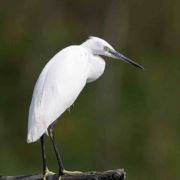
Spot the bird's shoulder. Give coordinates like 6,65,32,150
53,45,89,62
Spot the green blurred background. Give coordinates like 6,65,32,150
0,0,180,179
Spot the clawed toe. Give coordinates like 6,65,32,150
62,169,82,175
43,168,55,180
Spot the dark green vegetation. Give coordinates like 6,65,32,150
0,1,179,180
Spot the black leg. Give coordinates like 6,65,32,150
40,134,47,174
48,128,64,175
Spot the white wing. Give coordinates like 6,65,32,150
27,46,89,143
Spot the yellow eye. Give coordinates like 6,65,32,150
104,46,110,52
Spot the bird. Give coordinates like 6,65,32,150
27,36,144,179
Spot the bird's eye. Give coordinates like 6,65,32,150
104,46,110,52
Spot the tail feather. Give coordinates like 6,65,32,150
27,125,47,143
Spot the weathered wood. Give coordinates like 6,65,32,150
0,169,125,180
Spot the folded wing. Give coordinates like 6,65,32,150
27,46,89,143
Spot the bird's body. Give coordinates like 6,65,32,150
27,36,143,178
27,44,105,143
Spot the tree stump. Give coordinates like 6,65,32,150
0,169,125,180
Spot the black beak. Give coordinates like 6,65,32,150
110,50,144,69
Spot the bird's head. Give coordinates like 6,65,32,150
82,36,144,69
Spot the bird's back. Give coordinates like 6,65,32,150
27,46,89,143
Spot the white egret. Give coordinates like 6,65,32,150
27,36,143,179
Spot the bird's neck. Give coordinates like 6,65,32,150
86,55,106,83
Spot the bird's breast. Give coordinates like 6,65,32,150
87,55,106,83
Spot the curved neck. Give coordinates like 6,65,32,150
87,55,106,83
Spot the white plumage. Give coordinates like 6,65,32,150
27,36,143,143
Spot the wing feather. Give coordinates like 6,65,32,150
27,46,89,143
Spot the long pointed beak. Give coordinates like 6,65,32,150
110,50,144,69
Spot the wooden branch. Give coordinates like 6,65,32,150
0,169,125,180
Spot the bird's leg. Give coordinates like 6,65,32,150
41,135,47,173
48,127,64,175
40,135,54,180
48,127,82,180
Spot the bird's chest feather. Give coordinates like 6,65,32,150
87,55,106,83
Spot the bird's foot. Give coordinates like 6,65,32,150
58,169,82,180
43,168,55,180
62,169,83,174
